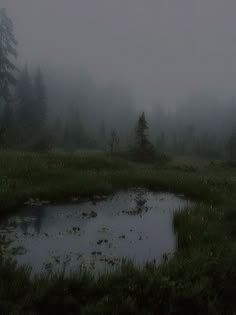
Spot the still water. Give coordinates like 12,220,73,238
0,189,190,273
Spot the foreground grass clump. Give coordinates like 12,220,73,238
174,204,228,250
1,152,236,314
1,238,236,314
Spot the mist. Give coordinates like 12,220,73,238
3,0,236,107
1,1,236,158
3,2,236,309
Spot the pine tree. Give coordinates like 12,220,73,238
2,101,13,128
108,130,119,155
33,68,47,130
16,67,34,140
99,121,107,150
63,104,88,151
0,8,17,102
157,131,166,152
0,101,14,147
0,9,17,146
134,112,155,161
229,126,236,160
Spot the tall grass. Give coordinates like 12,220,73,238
1,152,236,313
1,151,235,214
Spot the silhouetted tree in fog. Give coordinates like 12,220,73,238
0,101,14,146
16,67,34,141
15,67,48,147
2,99,13,128
63,104,89,151
0,8,17,102
133,112,155,161
33,68,47,130
156,131,166,153
0,8,17,145
229,126,236,160
108,130,119,155
99,121,107,150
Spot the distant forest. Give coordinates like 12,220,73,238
1,8,236,160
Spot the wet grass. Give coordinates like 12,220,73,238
2,244,236,315
0,151,133,213
1,151,236,314
0,151,235,213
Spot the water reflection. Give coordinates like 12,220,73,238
33,207,45,234
12,206,46,235
135,189,148,213
0,190,190,273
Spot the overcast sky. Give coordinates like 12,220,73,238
2,0,236,107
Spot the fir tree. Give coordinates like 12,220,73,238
229,126,236,160
0,8,18,102
134,112,155,161
33,68,47,130
0,9,17,146
16,67,34,140
108,130,119,155
99,121,107,150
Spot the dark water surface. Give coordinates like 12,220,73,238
0,190,190,273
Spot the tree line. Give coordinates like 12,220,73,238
0,9,47,149
1,8,236,161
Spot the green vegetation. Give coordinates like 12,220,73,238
0,151,234,213
1,152,236,314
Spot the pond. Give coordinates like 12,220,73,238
0,189,190,273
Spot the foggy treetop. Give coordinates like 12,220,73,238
2,0,236,107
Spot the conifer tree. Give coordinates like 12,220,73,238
16,67,34,140
0,9,17,146
134,112,155,161
108,130,119,155
33,68,47,130
0,8,17,102
229,126,236,160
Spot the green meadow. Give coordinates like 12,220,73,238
1,152,236,314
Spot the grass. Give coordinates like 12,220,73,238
0,151,235,213
0,151,133,212
1,151,236,314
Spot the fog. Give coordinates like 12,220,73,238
3,0,236,107
1,0,236,158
